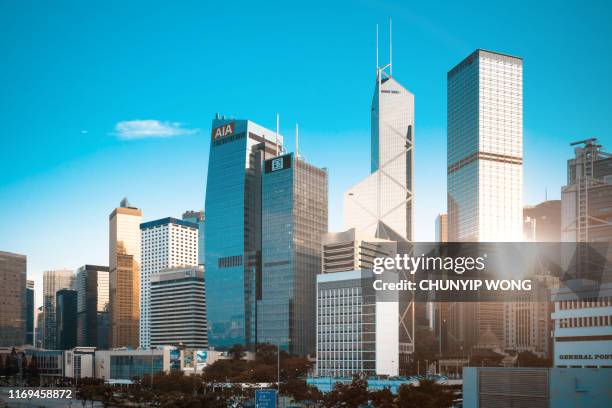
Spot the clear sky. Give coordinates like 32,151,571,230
1,0,611,307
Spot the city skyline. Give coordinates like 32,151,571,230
1,1,611,310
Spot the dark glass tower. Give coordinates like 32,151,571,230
257,153,328,356
56,289,77,350
205,116,282,349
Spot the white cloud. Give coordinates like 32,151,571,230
114,120,198,139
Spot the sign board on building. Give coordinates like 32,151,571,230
255,389,277,408
211,122,235,141
265,154,292,173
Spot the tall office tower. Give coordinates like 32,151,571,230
205,115,283,349
43,269,74,349
140,217,198,348
257,153,328,356
0,251,26,347
435,213,448,243
26,280,34,345
523,200,561,242
150,266,207,349
35,307,44,348
561,139,612,243
182,211,205,266
56,289,77,350
446,49,523,352
109,198,142,349
76,265,110,348
316,270,399,377
344,41,414,242
447,49,523,242
321,228,396,274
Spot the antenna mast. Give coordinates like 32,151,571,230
275,113,280,156
389,18,392,76
295,123,299,160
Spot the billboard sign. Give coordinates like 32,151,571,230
255,389,277,408
265,154,292,173
212,122,235,141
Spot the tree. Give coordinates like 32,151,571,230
516,351,551,367
370,387,395,407
228,344,246,360
397,379,453,408
26,355,39,385
324,377,370,408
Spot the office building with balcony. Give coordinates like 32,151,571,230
257,153,328,356
182,210,205,266
205,115,283,349
140,217,198,348
150,266,207,349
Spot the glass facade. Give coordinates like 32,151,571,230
56,289,77,350
42,269,75,349
109,203,142,349
76,265,109,348
345,71,414,242
258,154,328,355
110,355,163,380
447,49,523,242
205,118,282,349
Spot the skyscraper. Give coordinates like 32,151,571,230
523,200,561,242
56,289,77,350
150,266,207,349
109,198,142,349
447,49,523,242
446,49,523,353
257,153,328,355
75,265,109,348
26,280,34,345
344,38,414,242
0,251,26,347
182,210,205,266
205,116,283,349
43,269,74,349
435,214,448,243
140,217,199,348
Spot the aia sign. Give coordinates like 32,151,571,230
211,122,235,140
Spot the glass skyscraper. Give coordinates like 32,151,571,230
446,49,523,353
109,198,142,349
43,269,75,349
257,153,328,355
56,289,77,350
447,49,523,242
75,265,109,349
344,60,414,242
205,115,282,349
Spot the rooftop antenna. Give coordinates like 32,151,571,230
376,24,379,71
275,113,280,156
295,123,299,160
545,186,548,201
389,18,392,76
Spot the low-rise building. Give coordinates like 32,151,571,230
94,348,171,381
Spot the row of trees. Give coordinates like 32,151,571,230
0,348,40,385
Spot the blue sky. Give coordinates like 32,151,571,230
1,0,611,306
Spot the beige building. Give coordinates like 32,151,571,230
0,251,27,347
109,198,142,349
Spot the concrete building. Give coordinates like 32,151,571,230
26,280,34,345
316,270,399,377
140,217,198,348
523,200,561,242
0,251,26,347
551,282,612,368
56,289,77,350
109,198,142,349
463,367,612,407
95,348,171,381
64,347,96,379
42,269,74,349
182,210,205,266
75,264,109,349
150,266,207,349
204,115,283,349
35,307,44,348
257,152,328,356
435,213,448,243
321,228,395,274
